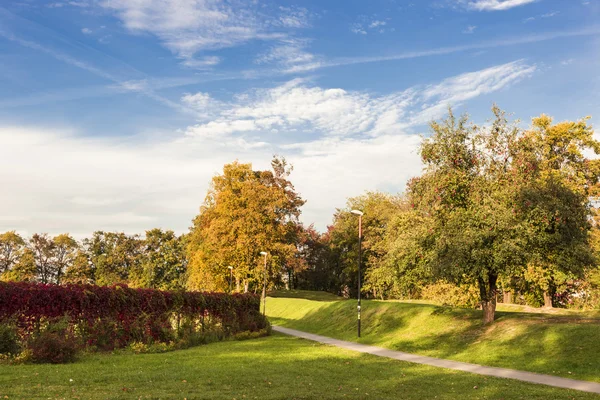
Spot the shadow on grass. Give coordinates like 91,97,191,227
268,299,600,383
268,289,344,301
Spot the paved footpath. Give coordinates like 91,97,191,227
273,325,600,394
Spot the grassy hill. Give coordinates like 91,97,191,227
266,292,600,383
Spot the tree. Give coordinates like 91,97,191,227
409,108,527,323
409,107,597,323
131,229,188,290
52,234,79,285
187,157,305,293
0,231,26,277
84,231,143,286
328,192,404,298
29,233,56,284
511,115,600,307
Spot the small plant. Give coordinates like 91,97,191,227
0,323,21,356
27,331,78,364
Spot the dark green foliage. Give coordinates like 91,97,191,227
0,323,20,356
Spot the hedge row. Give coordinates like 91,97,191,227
0,282,267,349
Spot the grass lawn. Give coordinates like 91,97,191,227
1,334,599,399
266,293,600,383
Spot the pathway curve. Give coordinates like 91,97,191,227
273,325,600,394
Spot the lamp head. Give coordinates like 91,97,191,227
350,209,364,216
260,251,268,256
227,266,233,270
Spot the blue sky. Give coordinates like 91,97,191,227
1,0,599,237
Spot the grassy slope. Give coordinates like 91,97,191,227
266,295,600,383
1,334,598,399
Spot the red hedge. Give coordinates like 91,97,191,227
0,282,267,348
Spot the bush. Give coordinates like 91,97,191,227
0,323,20,356
0,281,268,359
28,331,78,364
421,281,480,308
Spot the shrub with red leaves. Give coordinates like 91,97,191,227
0,282,267,352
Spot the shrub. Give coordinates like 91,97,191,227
0,323,20,356
421,281,480,308
0,282,268,361
28,331,78,364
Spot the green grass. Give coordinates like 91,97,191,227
266,294,600,383
1,334,598,399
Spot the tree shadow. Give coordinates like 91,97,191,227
269,299,600,383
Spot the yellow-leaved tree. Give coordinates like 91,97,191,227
187,157,305,293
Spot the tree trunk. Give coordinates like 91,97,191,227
235,276,240,292
543,291,553,308
243,280,249,293
478,274,498,324
503,291,513,304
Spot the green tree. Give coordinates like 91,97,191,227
328,192,403,298
409,107,597,322
187,157,305,293
131,229,188,290
511,115,599,307
84,231,143,286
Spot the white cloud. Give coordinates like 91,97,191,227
351,17,390,34
100,0,285,64
369,20,386,28
0,61,537,236
81,27,92,34
464,0,537,11
255,38,322,73
185,60,536,139
276,6,312,28
463,25,477,34
350,24,367,35
181,56,222,69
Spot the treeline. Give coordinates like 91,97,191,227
294,108,600,322
0,229,187,290
2,109,600,324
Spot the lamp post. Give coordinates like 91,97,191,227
351,209,363,338
227,266,233,293
260,251,268,316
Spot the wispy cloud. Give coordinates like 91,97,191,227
462,0,538,11
320,26,600,71
463,25,477,34
184,60,535,139
0,62,535,235
523,10,559,22
351,16,391,35
255,38,322,74
81,27,92,34
99,0,303,67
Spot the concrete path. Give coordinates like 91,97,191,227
273,325,600,394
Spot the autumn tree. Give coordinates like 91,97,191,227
187,157,305,293
52,234,79,285
0,231,36,282
0,231,26,277
510,115,600,307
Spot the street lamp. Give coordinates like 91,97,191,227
351,209,363,338
260,251,268,316
227,266,233,293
